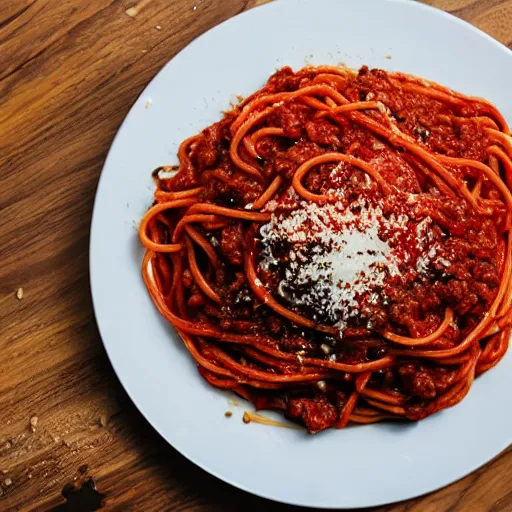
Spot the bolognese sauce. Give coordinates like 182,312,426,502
139,65,512,432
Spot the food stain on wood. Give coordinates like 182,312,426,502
49,478,105,512
48,465,105,512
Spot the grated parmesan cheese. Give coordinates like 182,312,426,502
259,195,437,334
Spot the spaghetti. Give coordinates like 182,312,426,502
139,65,512,433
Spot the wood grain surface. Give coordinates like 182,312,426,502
1,0,511,510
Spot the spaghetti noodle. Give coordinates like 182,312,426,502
139,65,512,433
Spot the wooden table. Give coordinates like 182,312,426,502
1,0,511,510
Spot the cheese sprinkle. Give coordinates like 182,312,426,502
259,195,436,333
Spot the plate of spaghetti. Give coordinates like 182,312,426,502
90,0,512,508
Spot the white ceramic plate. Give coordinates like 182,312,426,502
90,0,512,508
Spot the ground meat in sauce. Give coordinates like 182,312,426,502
345,67,491,161
399,364,456,401
200,170,262,206
220,222,244,265
191,125,223,168
269,103,312,138
287,396,338,433
272,140,324,179
305,119,341,147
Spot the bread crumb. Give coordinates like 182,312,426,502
385,54,392,59
16,288,23,300
28,474,32,479
155,25,161,30
4,478,12,487
30,416,38,432
125,0,153,18
224,411,232,418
